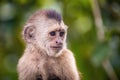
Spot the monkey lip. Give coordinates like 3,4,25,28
50,46,62,49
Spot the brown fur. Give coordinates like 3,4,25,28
17,9,80,80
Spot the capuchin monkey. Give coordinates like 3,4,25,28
17,9,80,80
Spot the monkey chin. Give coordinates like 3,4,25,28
47,47,63,57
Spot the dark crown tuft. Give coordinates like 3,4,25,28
46,10,62,23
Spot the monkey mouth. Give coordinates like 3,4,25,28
50,46,62,50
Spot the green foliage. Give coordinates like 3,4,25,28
0,0,120,80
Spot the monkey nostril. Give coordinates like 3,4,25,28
56,41,58,43
56,41,63,45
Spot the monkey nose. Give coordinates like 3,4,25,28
56,41,63,45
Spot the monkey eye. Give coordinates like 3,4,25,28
60,32,65,37
50,31,56,36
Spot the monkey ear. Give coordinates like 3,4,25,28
23,24,36,43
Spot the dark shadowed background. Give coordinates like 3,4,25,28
0,0,120,80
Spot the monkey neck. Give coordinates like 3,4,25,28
25,44,48,57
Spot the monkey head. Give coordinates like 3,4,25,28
23,10,68,57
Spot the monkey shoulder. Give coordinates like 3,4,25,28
17,52,41,71
17,52,44,80
57,49,80,80
60,49,75,60
57,49,76,67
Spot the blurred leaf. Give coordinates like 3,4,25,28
91,42,110,67
3,54,18,73
74,15,92,34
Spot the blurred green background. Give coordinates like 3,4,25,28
0,0,120,80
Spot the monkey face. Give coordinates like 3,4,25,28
49,30,64,50
24,15,68,57
30,20,68,56
46,28,66,56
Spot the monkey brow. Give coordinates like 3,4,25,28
46,10,62,23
